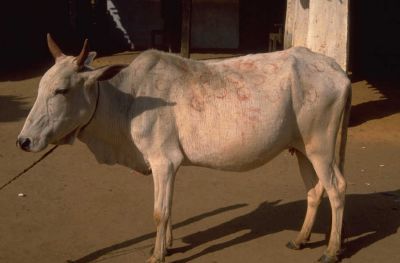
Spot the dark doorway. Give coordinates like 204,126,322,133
349,0,400,76
239,0,286,52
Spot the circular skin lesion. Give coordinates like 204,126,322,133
214,87,227,99
199,71,213,84
251,74,266,86
224,71,244,86
305,88,318,104
263,63,279,74
190,95,205,112
239,61,256,71
236,87,250,101
190,86,206,112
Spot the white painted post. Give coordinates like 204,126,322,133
284,0,309,49
285,0,349,70
307,0,349,70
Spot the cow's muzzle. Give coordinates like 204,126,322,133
17,137,32,151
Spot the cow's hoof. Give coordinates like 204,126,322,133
317,254,338,263
146,255,164,263
286,240,303,250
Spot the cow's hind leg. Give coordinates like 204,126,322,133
287,150,324,250
308,152,346,263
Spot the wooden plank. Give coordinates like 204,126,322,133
180,0,192,58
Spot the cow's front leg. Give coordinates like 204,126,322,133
147,157,180,263
166,217,173,249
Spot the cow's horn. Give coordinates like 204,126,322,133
76,39,89,67
47,33,64,59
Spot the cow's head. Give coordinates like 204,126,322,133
17,34,125,152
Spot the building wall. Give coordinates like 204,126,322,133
110,0,164,49
5,0,398,76
191,0,239,49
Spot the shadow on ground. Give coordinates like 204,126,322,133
0,62,49,81
69,190,400,263
0,95,30,123
350,76,400,127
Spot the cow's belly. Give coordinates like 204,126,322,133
176,87,294,171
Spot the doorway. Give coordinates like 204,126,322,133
239,0,286,52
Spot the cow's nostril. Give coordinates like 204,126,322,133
18,137,31,151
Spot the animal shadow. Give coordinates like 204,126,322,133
69,190,400,262
171,190,400,262
0,95,30,122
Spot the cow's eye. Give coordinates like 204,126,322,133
54,89,69,95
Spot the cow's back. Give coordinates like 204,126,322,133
129,48,350,171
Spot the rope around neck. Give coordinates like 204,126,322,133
80,81,100,132
0,82,101,192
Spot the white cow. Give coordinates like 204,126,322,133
18,35,351,263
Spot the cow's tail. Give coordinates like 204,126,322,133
338,84,352,174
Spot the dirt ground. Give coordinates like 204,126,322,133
0,52,399,263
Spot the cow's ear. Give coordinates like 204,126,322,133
97,64,127,81
87,64,127,82
85,51,97,66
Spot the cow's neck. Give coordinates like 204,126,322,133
77,79,150,174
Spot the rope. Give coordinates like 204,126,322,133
0,145,58,191
1,81,100,192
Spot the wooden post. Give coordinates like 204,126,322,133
180,0,192,58
284,0,349,70
307,0,349,70
284,0,309,49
